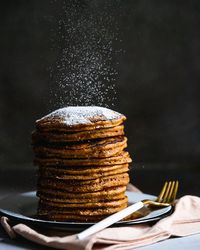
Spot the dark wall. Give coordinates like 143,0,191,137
0,0,200,168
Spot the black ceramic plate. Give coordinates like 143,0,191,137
0,191,172,232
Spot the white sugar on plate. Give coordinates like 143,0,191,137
38,106,123,126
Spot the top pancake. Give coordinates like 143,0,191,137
36,106,126,132
32,125,124,143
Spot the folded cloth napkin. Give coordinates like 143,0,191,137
1,184,200,250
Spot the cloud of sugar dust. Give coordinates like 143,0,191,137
49,0,123,109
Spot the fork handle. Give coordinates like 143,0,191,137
77,201,144,240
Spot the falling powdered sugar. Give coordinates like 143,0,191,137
48,0,123,109
38,106,124,126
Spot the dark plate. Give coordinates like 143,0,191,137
0,191,172,232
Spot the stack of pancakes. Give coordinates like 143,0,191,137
32,106,132,222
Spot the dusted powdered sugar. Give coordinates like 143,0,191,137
38,106,123,126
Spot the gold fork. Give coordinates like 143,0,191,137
77,180,179,240
143,180,179,206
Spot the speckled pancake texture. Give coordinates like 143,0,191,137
32,106,132,222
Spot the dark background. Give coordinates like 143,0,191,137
0,0,200,178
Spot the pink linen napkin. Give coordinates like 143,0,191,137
1,184,200,250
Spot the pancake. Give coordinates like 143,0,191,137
38,164,129,180
37,214,110,222
36,106,126,132
42,207,148,222
38,196,128,209
38,173,130,193
34,151,132,167
37,203,127,222
33,136,127,159
38,163,129,175
37,191,126,203
32,125,124,143
37,186,126,200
